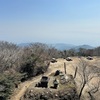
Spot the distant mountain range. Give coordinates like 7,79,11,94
18,43,94,51
18,43,31,47
49,44,94,51
74,45,94,50
49,43,76,50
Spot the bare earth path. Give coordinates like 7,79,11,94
10,59,65,100
10,75,41,100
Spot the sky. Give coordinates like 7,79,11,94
0,0,100,46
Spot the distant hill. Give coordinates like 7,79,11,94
49,44,94,51
18,43,94,50
18,43,31,47
73,45,94,50
50,43,76,50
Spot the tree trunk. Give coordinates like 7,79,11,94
88,92,95,100
79,81,86,99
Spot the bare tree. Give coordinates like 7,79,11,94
87,79,100,100
76,58,100,99
0,41,21,72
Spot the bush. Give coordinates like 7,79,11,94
0,73,23,100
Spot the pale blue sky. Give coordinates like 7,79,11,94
0,0,100,46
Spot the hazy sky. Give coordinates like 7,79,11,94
0,0,100,46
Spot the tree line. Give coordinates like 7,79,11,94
60,47,100,58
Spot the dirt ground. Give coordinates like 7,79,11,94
10,57,100,100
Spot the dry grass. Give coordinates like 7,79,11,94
10,57,100,100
